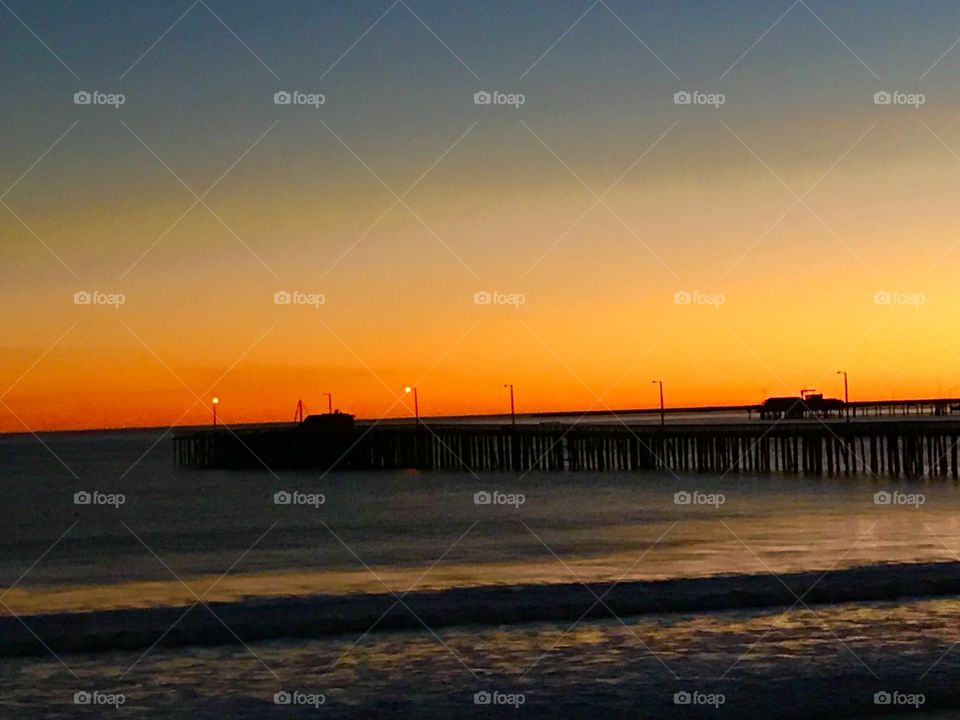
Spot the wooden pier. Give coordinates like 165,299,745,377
175,417,960,478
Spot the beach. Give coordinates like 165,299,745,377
2,429,959,717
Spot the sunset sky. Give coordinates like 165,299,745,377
4,0,960,431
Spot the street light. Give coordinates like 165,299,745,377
405,386,419,425
651,380,664,427
322,392,333,414
504,384,515,425
212,396,220,430
837,371,849,421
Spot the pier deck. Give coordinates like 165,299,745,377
174,416,960,478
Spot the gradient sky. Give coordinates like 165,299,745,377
4,0,960,431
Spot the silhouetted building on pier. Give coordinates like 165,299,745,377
760,395,845,420
301,411,354,433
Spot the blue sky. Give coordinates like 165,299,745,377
6,1,960,428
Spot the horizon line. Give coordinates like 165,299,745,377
5,394,960,438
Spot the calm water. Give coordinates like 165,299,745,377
2,429,960,717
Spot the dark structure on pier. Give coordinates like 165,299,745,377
175,409,960,479
759,394,845,420
176,412,355,470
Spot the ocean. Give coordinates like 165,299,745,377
1,429,959,717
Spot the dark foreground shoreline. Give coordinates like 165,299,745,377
5,560,960,658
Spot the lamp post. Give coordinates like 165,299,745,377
837,371,849,421
405,386,419,425
212,397,219,430
651,380,664,427
322,392,333,414
504,384,515,425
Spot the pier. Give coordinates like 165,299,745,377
175,410,960,478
